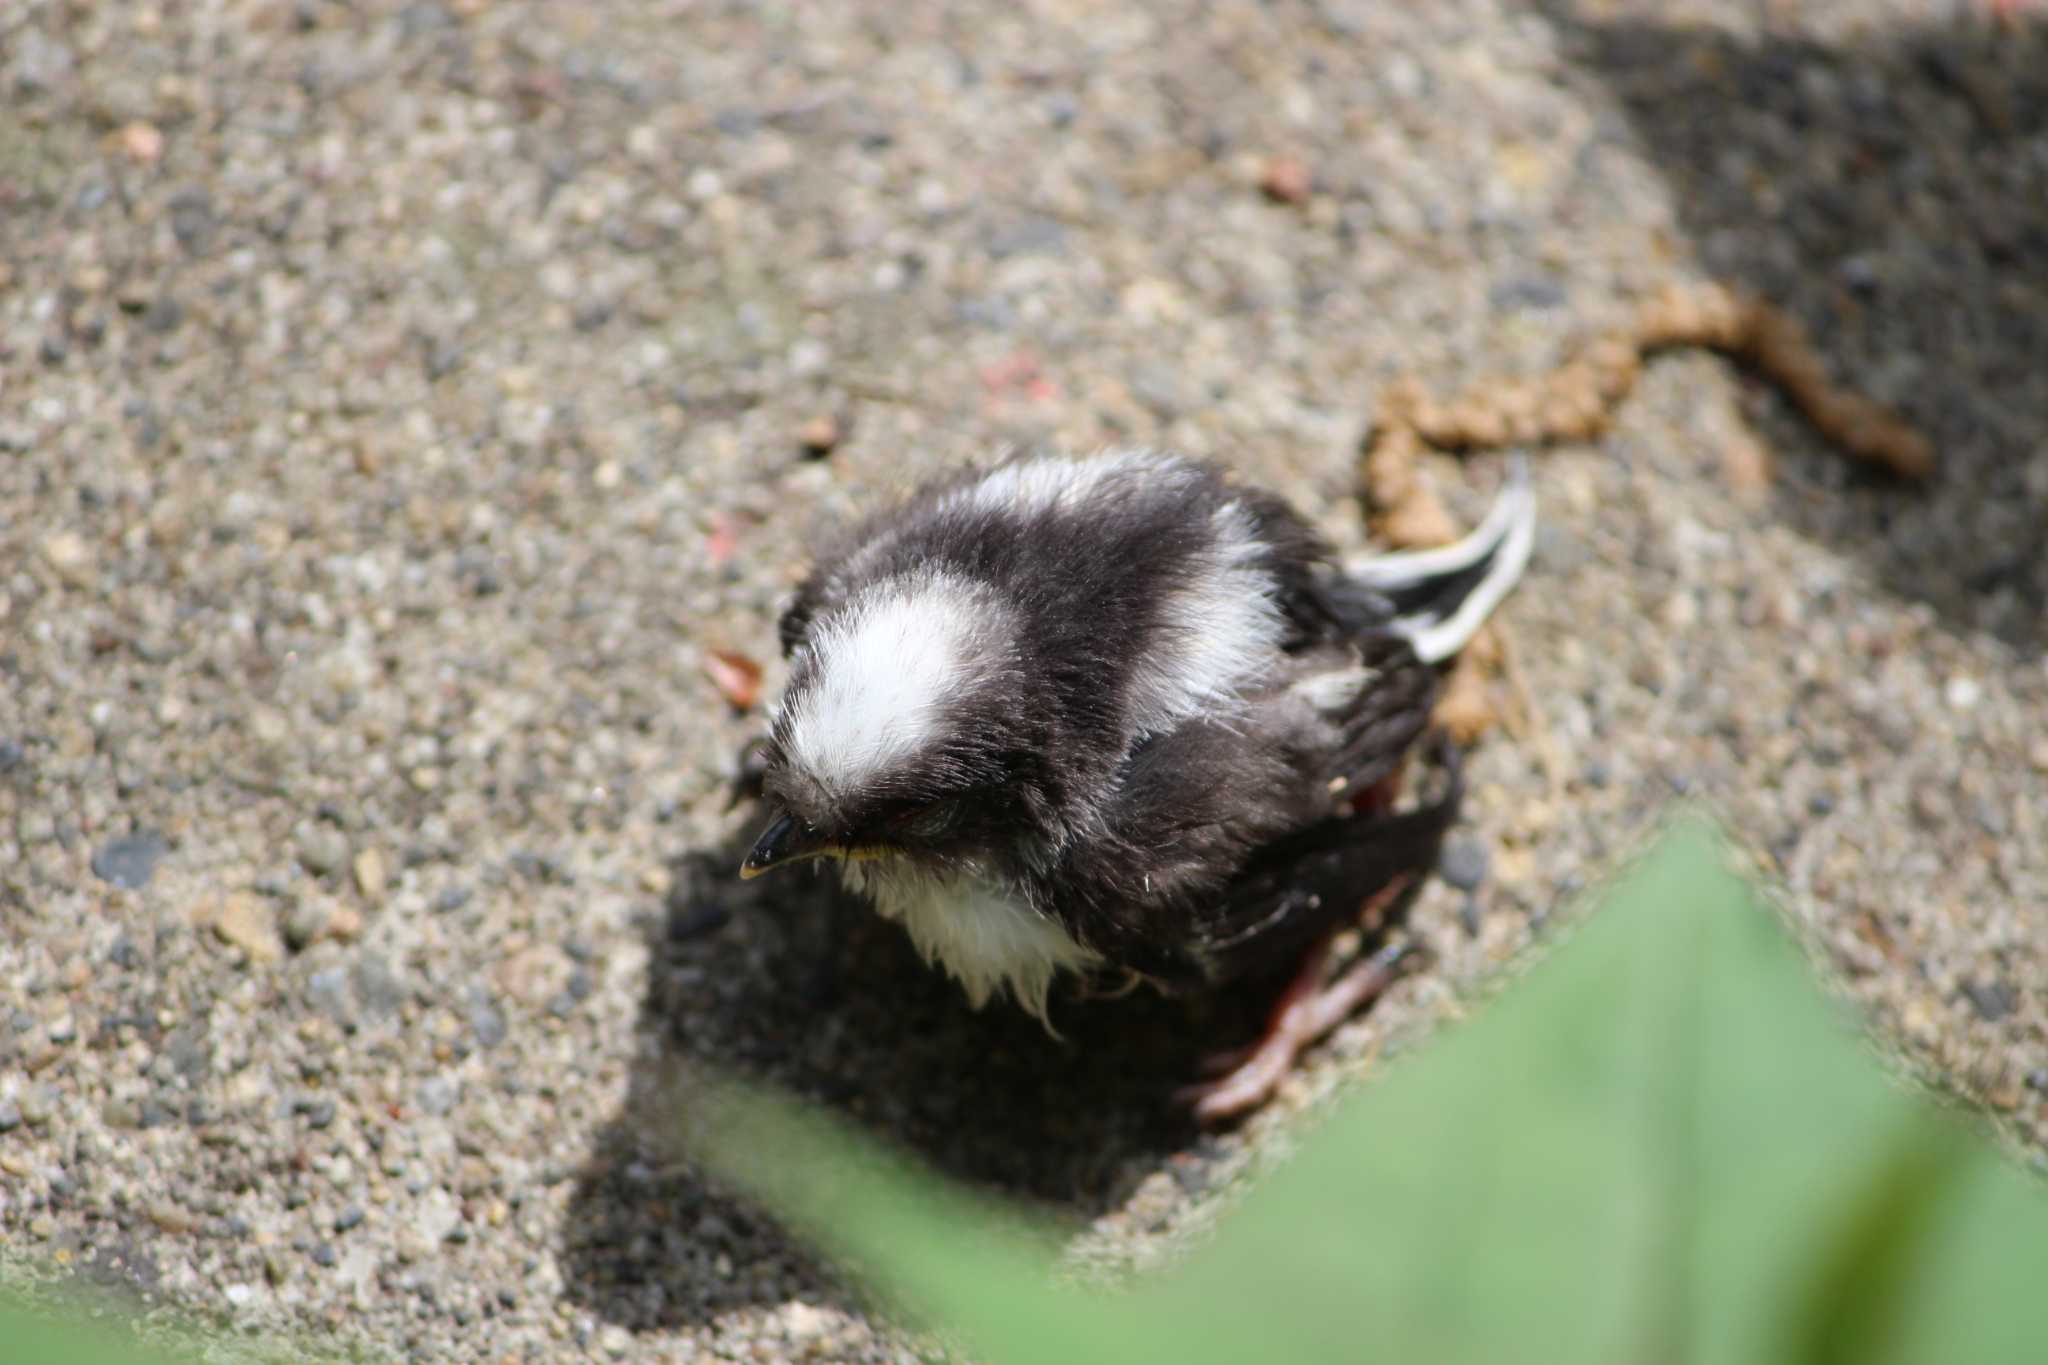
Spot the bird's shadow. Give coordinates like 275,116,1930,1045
1547,6,2048,650
558,825,1269,1333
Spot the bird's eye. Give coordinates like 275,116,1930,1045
894,800,958,841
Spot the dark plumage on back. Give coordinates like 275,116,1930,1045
741,449,1533,1031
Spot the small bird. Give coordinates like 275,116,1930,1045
740,448,1533,1116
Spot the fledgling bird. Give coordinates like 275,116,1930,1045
739,449,1534,1116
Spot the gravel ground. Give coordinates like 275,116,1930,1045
2,0,2044,1360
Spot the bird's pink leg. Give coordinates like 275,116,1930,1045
1178,877,1420,1123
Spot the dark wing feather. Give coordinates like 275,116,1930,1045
1188,749,1460,985
1036,628,1449,989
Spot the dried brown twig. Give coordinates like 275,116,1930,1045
1366,280,1933,739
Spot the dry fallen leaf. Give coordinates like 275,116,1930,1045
704,649,764,711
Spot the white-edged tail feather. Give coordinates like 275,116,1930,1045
1346,457,1536,664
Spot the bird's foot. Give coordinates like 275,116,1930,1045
1179,907,1423,1124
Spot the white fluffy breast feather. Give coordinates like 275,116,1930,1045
844,859,1099,1026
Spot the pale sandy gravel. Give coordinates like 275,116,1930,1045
0,0,2042,1359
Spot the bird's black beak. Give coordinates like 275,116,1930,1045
739,810,834,880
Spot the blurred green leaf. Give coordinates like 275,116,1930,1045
0,1277,366,1364
686,819,2048,1364
0,1292,200,1365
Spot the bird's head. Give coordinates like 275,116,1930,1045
740,569,1044,882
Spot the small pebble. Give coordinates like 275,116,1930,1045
302,1097,337,1130
307,967,352,1024
1489,273,1567,312
796,414,841,456
296,821,349,877
1439,836,1490,892
352,846,388,902
353,954,405,1019
309,1242,337,1268
166,188,215,251
468,994,508,1049
0,1100,21,1132
335,1206,365,1233
417,1076,460,1117
1258,154,1313,204
1459,894,1484,938
283,899,334,952
91,832,168,890
115,120,164,163
208,893,284,965
1960,979,2016,1023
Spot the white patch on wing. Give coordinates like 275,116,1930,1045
946,448,1188,520
928,447,1285,740
1124,498,1285,736
845,859,1098,1027
1290,662,1376,713
782,570,1001,795
1348,456,1536,664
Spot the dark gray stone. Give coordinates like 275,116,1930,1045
1489,272,1567,312
307,967,352,1024
467,992,507,1049
417,1076,459,1117
1961,978,2017,1023
1439,835,1490,892
168,188,216,253
353,954,405,1019
91,831,168,890
987,215,1066,258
